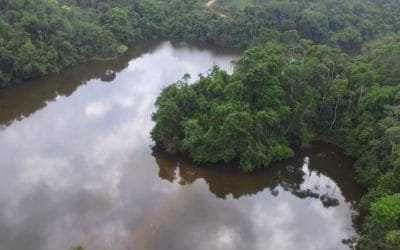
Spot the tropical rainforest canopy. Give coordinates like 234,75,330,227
1,0,400,249
1,0,400,86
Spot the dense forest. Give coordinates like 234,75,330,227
1,0,400,86
1,0,400,249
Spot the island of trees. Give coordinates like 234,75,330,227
1,0,400,248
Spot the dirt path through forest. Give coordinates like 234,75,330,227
206,0,216,7
205,0,227,17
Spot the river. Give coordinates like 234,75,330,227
0,41,363,250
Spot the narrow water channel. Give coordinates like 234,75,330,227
0,41,362,250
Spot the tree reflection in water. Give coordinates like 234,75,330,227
154,142,361,211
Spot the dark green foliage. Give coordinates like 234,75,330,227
152,43,319,172
0,0,133,86
360,194,400,249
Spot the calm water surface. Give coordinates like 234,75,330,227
0,41,363,250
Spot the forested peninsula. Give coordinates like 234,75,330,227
1,0,400,249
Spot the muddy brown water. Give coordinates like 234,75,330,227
0,41,363,250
